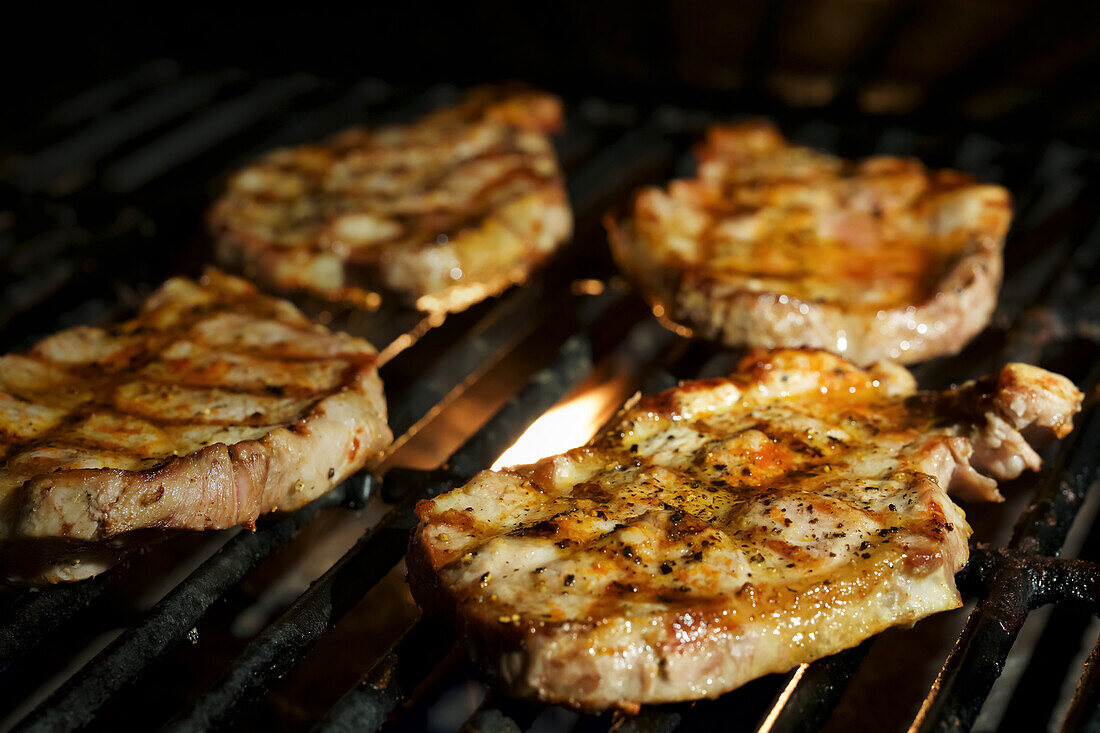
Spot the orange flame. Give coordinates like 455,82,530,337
492,377,627,470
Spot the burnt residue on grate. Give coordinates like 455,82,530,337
1,58,1100,733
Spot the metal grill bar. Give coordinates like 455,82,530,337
910,388,1100,733
1010,395,1100,557
12,70,245,192
11,477,369,733
559,114,675,225
232,78,396,162
0,576,110,672
0,212,154,351
315,618,458,732
1061,633,1100,733
996,604,1095,732
917,3,1060,112
458,697,545,733
101,74,323,194
34,60,181,133
757,644,871,733
384,284,550,442
980,550,1100,611
459,707,527,733
826,0,922,111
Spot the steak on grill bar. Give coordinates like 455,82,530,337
409,348,1080,710
607,122,1012,365
210,84,573,313
0,270,392,583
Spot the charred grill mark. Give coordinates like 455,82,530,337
125,374,339,401
300,143,547,211
519,518,562,539
171,350,377,366
572,481,612,501
15,431,168,462
0,397,307,472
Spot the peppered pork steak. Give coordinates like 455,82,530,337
607,122,1012,364
209,84,573,313
408,349,1080,710
0,270,391,582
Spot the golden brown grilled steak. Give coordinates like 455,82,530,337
607,122,1012,364
408,349,1080,710
209,84,573,313
0,270,391,583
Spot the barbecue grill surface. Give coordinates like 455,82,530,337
3,5,1100,731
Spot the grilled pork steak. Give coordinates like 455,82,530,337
408,349,1080,710
0,270,391,582
607,122,1012,364
209,84,573,313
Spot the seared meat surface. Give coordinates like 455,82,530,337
409,349,1080,710
0,270,391,582
607,122,1012,364
210,84,572,313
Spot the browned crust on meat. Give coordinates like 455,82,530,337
606,121,1012,365
208,84,573,313
408,348,1080,710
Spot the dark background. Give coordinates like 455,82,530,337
7,0,1100,147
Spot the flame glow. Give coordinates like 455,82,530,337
492,379,626,470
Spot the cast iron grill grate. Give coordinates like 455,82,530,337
1,61,1099,733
